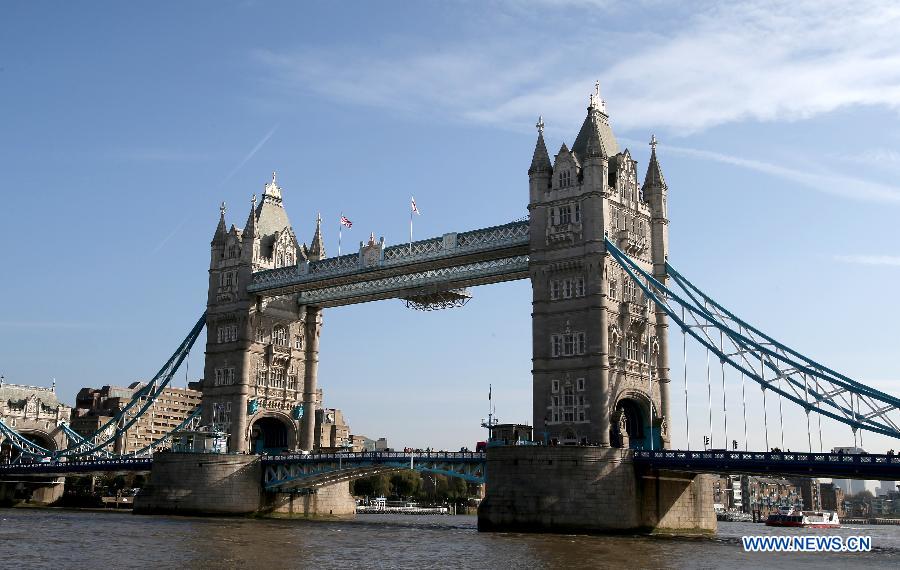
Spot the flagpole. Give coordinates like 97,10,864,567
338,211,343,256
409,197,413,255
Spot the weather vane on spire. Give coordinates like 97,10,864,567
536,115,544,134
271,171,277,185
650,134,658,151
251,193,257,208
220,201,227,217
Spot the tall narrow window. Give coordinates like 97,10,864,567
551,335,562,357
559,205,572,225
574,202,581,223
609,279,618,300
550,280,560,300
575,277,585,297
563,279,573,299
273,326,287,347
294,335,303,350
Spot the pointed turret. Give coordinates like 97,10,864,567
244,194,258,239
212,202,227,245
643,134,667,191
529,116,552,174
307,213,326,261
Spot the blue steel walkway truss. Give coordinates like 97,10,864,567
262,452,486,490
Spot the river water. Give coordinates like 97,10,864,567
2,509,899,569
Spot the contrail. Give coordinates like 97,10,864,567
221,123,280,185
151,124,280,254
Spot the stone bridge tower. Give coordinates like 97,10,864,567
204,174,325,453
528,86,671,449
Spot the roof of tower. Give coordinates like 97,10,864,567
643,134,667,190
529,116,552,174
255,172,293,251
307,213,326,260
212,202,227,245
571,82,619,162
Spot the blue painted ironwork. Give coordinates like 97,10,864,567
0,313,207,460
0,457,152,476
634,449,900,479
261,451,486,490
248,220,529,297
296,255,528,306
606,238,900,440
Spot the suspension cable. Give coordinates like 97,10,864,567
741,371,748,451
682,305,690,451
761,352,769,451
647,306,654,452
803,373,812,453
777,376,785,450
720,329,728,450
706,343,713,449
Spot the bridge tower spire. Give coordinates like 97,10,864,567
527,85,670,449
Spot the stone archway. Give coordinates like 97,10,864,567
613,395,655,450
248,413,296,454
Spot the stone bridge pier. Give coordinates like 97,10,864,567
478,446,715,534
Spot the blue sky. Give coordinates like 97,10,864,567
3,1,900,457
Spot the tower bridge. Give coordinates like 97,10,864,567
3,84,900,532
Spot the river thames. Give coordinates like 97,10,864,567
2,510,899,569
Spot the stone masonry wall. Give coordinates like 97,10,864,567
264,481,356,518
479,446,715,534
134,453,261,515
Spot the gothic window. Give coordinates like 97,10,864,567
552,396,560,422
563,386,575,422
609,279,618,300
287,366,297,390
574,202,581,223
294,335,303,350
228,245,238,258
559,170,572,188
217,324,237,343
256,364,268,387
551,379,559,393
577,378,585,391
272,326,287,347
624,278,636,301
550,280,560,300
575,276,585,297
626,336,639,361
563,279,573,299
214,367,235,386
271,367,285,389
256,328,267,343
563,334,575,356
553,332,586,357
559,205,572,225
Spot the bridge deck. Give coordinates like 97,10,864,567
633,450,900,479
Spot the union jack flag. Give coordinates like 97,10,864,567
340,215,353,228
411,197,421,215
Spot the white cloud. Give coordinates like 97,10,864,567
255,1,900,133
834,255,900,267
